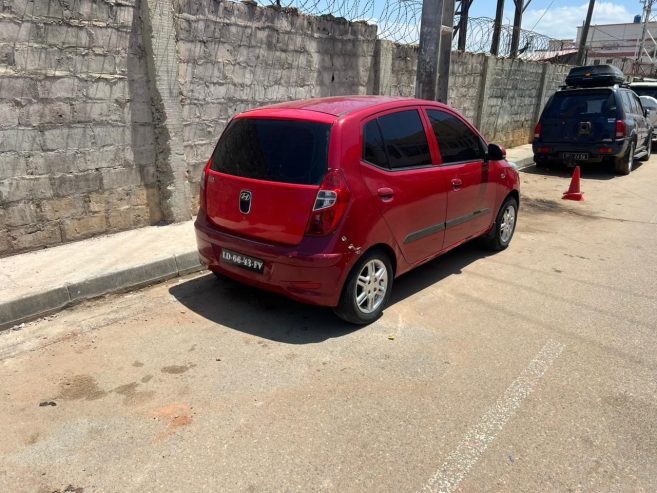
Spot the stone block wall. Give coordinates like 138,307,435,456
0,0,572,257
481,58,546,146
0,0,160,255
541,63,571,111
384,46,571,144
446,51,486,125
172,0,378,209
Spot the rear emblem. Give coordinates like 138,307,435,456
239,190,252,214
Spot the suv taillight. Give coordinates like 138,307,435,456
534,122,542,140
615,120,626,139
199,159,211,210
305,169,351,236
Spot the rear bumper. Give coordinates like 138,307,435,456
194,211,348,307
533,140,628,164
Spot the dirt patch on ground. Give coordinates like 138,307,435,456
149,402,194,441
161,364,196,374
522,197,569,213
56,375,106,401
112,381,155,406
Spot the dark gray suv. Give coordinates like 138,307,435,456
533,67,651,175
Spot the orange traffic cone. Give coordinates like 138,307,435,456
562,166,584,201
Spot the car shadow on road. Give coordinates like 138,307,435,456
522,162,644,180
169,242,491,344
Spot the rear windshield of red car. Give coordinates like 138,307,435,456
210,118,331,185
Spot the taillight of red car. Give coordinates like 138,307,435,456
615,120,626,140
305,169,351,236
199,158,211,211
534,122,542,140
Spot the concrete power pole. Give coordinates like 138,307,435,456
636,0,654,63
576,0,595,66
436,0,456,102
416,0,456,102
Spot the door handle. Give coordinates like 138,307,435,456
377,187,394,201
451,178,462,190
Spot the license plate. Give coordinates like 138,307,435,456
562,152,588,160
221,248,265,273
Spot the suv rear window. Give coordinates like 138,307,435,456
543,91,617,119
211,118,331,185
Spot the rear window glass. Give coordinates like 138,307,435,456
631,86,657,99
210,118,330,185
543,92,617,119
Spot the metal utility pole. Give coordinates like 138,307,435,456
636,0,654,63
576,0,595,65
490,0,505,56
457,0,473,51
510,0,533,58
416,0,456,102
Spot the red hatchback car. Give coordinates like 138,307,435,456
195,96,520,324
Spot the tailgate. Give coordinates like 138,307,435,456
541,90,617,144
205,117,331,246
206,172,318,246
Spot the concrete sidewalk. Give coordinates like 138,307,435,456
0,222,201,330
0,145,535,330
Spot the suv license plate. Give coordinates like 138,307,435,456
562,152,588,160
221,248,265,274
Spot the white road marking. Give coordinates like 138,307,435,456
420,339,565,493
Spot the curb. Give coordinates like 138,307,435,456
0,251,204,331
509,156,535,171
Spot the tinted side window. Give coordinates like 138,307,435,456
376,110,432,169
363,120,388,168
426,109,484,164
632,94,643,114
621,91,634,114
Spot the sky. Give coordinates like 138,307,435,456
469,0,642,41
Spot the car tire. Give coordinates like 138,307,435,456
640,132,652,161
615,139,635,175
334,250,393,325
482,196,518,251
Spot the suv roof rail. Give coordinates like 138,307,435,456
558,82,630,91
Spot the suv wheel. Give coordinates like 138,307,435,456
334,250,393,325
615,139,635,175
482,196,518,251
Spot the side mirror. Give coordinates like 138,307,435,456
487,143,506,161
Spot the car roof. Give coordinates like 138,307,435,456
630,81,657,87
240,95,446,119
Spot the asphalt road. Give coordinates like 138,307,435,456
1,158,656,493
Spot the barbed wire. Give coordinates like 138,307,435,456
256,0,559,57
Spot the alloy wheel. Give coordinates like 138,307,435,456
354,259,388,314
500,204,516,244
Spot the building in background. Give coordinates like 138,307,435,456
575,14,657,76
